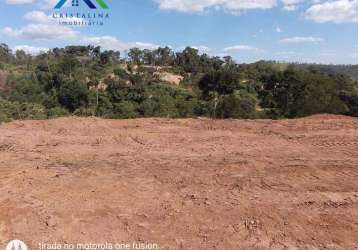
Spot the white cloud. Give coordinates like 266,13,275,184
319,52,336,57
305,0,358,23
224,45,261,52
276,26,282,32
276,51,299,55
1,24,78,40
6,0,34,4
275,51,302,60
191,45,211,53
282,5,297,11
351,53,358,58
1,10,84,40
24,10,83,24
281,0,305,11
13,45,49,55
279,36,324,43
79,36,127,50
176,45,212,54
40,0,70,9
5,0,69,9
24,10,51,23
155,0,278,13
154,0,317,13
80,36,160,51
133,42,160,50
2,10,161,52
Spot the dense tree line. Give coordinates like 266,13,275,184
0,43,357,122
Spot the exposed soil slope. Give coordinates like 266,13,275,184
0,115,358,249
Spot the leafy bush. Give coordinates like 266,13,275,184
19,103,47,120
0,98,47,122
73,107,96,117
139,84,197,118
340,89,358,117
198,69,242,98
113,68,129,79
47,107,70,118
260,69,349,118
112,101,139,119
216,91,258,119
58,80,89,112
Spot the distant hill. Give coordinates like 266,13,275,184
294,64,358,80
250,61,358,80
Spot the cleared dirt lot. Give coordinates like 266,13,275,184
0,115,357,249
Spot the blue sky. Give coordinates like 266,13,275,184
0,0,358,64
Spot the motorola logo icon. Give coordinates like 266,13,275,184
5,240,28,250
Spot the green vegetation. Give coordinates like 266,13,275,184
0,43,357,123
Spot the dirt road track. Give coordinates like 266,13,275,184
0,115,358,249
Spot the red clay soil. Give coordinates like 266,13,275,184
0,115,357,250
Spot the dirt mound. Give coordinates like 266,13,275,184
154,71,183,85
0,115,358,249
